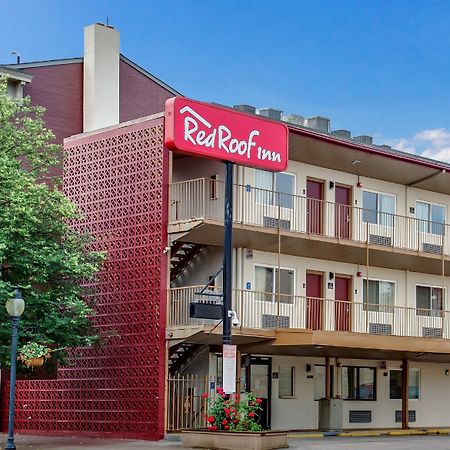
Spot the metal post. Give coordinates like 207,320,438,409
223,161,234,345
5,316,20,450
401,358,409,430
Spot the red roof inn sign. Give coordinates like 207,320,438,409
164,97,288,171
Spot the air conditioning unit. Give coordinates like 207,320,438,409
422,327,442,338
422,243,443,254
263,216,291,230
369,323,392,335
349,410,372,423
369,234,392,247
395,410,416,423
262,314,290,329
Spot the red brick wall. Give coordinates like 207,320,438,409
1,117,168,440
23,63,83,146
119,59,175,122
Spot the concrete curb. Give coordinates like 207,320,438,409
289,428,450,439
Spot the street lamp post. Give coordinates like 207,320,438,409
5,288,25,450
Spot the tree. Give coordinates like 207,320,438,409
0,78,104,366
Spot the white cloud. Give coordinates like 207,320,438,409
381,128,450,164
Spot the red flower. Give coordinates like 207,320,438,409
233,419,239,424
208,425,218,431
202,393,208,399
207,416,215,423
224,425,229,430
217,387,224,394
222,419,228,425
222,394,227,399
248,412,255,418
256,398,263,404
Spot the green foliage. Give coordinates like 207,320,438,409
0,77,105,366
206,387,263,432
18,342,52,360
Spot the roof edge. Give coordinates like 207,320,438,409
119,54,181,96
4,58,83,69
287,122,450,172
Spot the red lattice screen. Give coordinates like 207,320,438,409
1,116,168,440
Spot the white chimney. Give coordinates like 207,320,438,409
83,23,120,132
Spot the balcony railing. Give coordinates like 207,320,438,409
170,178,450,256
168,286,450,340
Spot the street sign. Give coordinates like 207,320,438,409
222,344,237,394
189,302,223,320
164,97,288,172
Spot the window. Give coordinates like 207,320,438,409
255,265,294,303
416,201,445,235
279,366,295,397
363,191,395,226
255,170,295,209
209,175,218,200
314,365,334,400
416,285,443,316
363,279,395,312
389,369,420,399
342,366,376,400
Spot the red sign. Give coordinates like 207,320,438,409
164,97,288,171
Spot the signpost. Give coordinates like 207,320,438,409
165,97,288,394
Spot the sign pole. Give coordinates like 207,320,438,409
223,160,234,346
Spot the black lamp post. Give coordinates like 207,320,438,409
5,288,25,450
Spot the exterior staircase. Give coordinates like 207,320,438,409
168,343,205,375
170,241,204,284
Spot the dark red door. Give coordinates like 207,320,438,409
335,276,350,331
306,273,323,330
307,180,323,234
335,186,351,239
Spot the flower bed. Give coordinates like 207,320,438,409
181,430,288,450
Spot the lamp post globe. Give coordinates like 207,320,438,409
5,287,25,450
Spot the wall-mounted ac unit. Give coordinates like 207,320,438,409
422,243,443,254
349,410,371,423
369,323,392,335
422,327,442,338
262,314,290,329
369,234,392,246
263,216,291,230
395,410,416,423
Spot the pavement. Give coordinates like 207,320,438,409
4,432,450,449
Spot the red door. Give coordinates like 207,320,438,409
335,186,351,239
335,276,351,331
306,273,323,330
307,180,323,234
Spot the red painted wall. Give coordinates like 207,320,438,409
119,59,175,122
1,117,168,440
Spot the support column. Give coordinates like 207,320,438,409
401,359,409,430
325,356,331,399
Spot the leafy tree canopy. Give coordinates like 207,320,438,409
0,78,104,366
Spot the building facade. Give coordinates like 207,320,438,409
2,23,450,439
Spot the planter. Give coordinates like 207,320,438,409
181,430,288,450
23,357,45,367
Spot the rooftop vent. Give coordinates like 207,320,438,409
378,144,392,149
283,114,305,126
233,104,256,114
331,129,351,139
306,116,330,133
354,135,373,145
257,108,283,121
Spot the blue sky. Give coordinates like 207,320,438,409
2,0,450,161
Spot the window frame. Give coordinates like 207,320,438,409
415,284,444,316
389,368,421,400
362,190,396,227
254,264,295,303
362,278,396,312
416,200,446,235
278,366,296,398
342,365,377,401
254,170,296,209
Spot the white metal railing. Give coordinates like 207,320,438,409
168,286,450,340
169,178,450,256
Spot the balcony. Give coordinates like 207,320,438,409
169,178,450,275
168,286,450,361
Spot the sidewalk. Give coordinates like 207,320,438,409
0,434,182,450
